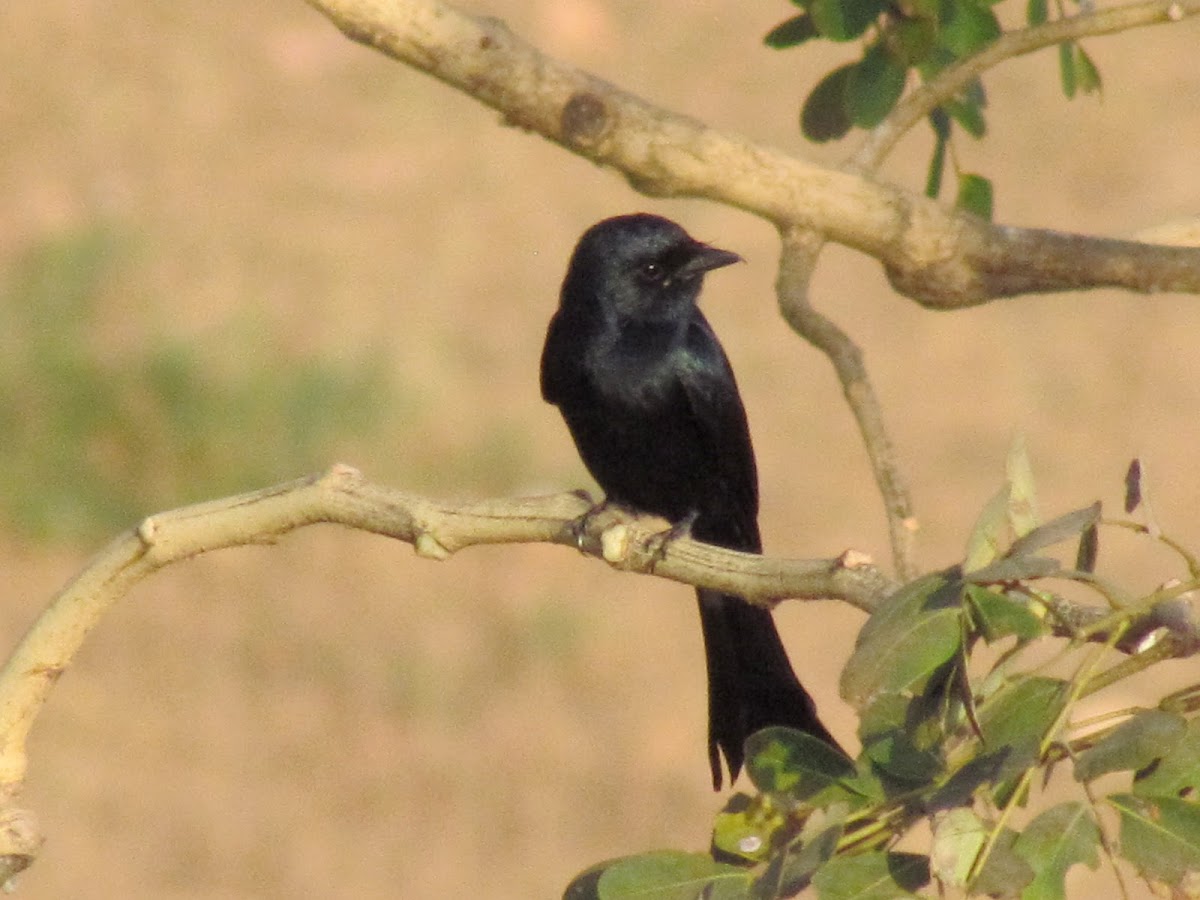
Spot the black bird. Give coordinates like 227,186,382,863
540,213,839,789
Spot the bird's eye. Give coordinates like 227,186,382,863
637,261,665,283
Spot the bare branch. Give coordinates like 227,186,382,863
303,0,1200,306
853,0,1200,171
776,228,919,580
0,467,893,804
890,223,1200,309
571,502,896,612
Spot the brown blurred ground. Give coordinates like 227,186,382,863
2,0,1200,896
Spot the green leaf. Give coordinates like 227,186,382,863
1110,794,1200,887
841,570,964,706
1124,458,1144,513
1027,0,1048,25
965,556,1061,585
908,0,941,18
1073,44,1103,95
973,827,1034,898
846,42,908,128
943,93,987,138
712,794,778,863
889,17,938,66
975,676,1067,795
764,13,819,49
965,585,1045,643
811,851,930,899
965,485,1010,572
1007,502,1102,559
956,173,993,219
930,808,987,887
1075,521,1099,572
929,750,1013,811
1134,716,1200,798
1005,435,1039,537
939,0,1001,57
1058,42,1077,98
1011,803,1100,900
1074,710,1188,783
1061,42,1103,97
594,851,752,900
979,676,1066,751
925,111,949,198
563,860,607,900
860,691,947,785
757,824,843,897
745,727,858,803
810,0,887,41
802,65,855,143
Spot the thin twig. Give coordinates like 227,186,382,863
775,228,919,579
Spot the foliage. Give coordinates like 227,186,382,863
766,0,1103,217
0,225,394,541
567,444,1200,897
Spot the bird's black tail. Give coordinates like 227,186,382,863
697,588,840,790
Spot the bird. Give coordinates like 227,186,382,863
540,213,839,789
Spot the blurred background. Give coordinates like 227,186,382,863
2,0,1199,896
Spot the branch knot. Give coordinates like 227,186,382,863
561,92,611,149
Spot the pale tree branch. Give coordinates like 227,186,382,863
0,466,896,875
303,0,1200,307
776,228,919,580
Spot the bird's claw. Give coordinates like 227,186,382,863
647,510,699,565
570,498,610,553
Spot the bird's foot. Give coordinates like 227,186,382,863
569,496,614,553
646,510,699,565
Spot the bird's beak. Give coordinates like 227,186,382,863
676,244,743,280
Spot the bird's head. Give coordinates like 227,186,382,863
560,214,742,322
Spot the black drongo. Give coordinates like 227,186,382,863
540,214,838,788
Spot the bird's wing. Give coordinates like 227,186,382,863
678,316,761,553
540,307,584,407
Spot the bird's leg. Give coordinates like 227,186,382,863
646,509,700,566
568,493,611,552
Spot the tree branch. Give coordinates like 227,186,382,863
303,0,1200,307
0,465,900,875
0,467,893,799
776,228,919,580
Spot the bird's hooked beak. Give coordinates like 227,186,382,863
674,243,743,282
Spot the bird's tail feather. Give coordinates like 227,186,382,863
697,588,840,790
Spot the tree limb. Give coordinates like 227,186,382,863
0,467,893,798
303,0,1200,307
776,227,919,580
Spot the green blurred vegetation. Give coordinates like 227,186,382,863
0,225,395,542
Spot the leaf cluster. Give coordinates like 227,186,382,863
567,447,1200,898
766,0,1102,217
